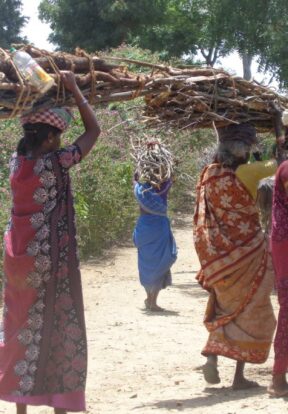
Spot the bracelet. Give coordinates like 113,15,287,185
79,98,88,107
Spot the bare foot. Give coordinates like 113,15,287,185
267,384,288,397
144,299,150,310
202,361,221,384
232,378,259,390
149,304,164,312
268,375,288,397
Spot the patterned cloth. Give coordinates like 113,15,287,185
21,107,72,132
271,160,288,374
0,144,86,411
271,160,288,243
133,181,177,293
193,163,276,363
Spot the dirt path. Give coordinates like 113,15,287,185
0,215,285,413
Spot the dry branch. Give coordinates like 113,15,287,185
0,45,287,132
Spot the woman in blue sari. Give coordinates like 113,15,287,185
133,143,177,311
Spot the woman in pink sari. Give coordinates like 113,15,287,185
0,72,100,414
269,149,288,397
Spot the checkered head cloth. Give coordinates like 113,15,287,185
21,107,73,132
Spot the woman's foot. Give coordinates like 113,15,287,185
145,290,163,311
203,362,221,384
203,355,221,384
268,374,288,397
232,378,259,390
232,361,259,390
149,304,164,312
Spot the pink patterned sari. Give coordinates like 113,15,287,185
0,144,87,411
271,160,288,375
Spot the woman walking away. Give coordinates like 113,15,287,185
0,71,100,414
133,141,177,311
193,123,276,390
268,112,288,397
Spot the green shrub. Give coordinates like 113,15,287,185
2,45,253,275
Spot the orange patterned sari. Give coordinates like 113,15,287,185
193,163,276,363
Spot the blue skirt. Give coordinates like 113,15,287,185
133,214,177,291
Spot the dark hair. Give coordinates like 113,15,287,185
17,123,62,156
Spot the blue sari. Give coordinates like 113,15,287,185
133,181,177,292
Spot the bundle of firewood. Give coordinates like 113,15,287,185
0,45,287,132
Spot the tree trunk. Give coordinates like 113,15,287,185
242,53,253,80
200,47,219,67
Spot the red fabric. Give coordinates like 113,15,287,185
0,145,86,410
271,160,288,374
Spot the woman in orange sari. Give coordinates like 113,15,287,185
193,123,276,389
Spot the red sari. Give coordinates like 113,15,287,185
0,144,87,411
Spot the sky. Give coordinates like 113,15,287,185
20,0,275,87
21,0,53,51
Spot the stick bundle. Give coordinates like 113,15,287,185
131,140,175,187
0,45,287,132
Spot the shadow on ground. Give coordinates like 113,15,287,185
133,386,267,411
173,281,208,299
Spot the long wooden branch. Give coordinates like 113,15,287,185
1,45,288,132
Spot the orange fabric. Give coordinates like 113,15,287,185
194,163,264,288
193,163,276,363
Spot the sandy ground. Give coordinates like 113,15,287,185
0,215,286,414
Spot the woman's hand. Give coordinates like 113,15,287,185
60,71,78,93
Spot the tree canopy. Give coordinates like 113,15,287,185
0,0,27,48
37,0,288,86
38,0,167,52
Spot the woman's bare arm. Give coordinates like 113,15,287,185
61,71,101,158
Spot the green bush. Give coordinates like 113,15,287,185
0,120,21,277
0,45,225,275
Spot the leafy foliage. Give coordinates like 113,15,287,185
38,0,167,52
0,0,27,47
37,0,288,84
137,0,230,65
0,106,209,272
255,0,288,87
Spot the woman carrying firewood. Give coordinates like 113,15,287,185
193,123,277,390
132,141,177,311
0,71,100,414
268,110,288,397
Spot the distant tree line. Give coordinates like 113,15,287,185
1,0,288,86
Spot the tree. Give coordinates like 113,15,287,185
255,0,288,87
38,0,167,52
137,0,276,79
218,0,273,80
38,0,288,85
136,0,230,66
0,0,27,48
